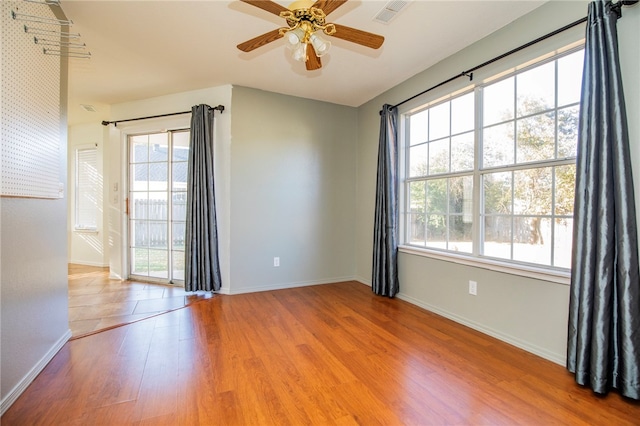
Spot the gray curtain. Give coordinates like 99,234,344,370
185,104,222,292
567,0,640,400
372,104,399,297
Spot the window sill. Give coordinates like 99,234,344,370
74,228,98,234
398,245,571,285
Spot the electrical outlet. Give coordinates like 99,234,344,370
469,280,477,296
274,257,280,267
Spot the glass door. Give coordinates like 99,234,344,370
128,130,189,284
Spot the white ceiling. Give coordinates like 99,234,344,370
61,0,547,125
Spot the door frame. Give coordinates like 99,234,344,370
116,116,191,283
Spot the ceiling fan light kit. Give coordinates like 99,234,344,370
237,0,384,71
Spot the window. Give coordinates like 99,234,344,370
403,48,584,271
75,146,99,230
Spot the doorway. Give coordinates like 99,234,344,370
128,129,189,284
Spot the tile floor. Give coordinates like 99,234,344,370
68,264,214,337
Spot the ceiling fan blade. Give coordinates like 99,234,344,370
311,0,348,16
237,29,284,52
306,44,322,71
239,0,290,17
329,23,384,49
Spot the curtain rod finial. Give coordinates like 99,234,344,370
101,120,110,126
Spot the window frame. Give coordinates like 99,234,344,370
398,45,585,285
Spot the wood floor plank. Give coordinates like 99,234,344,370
66,264,213,337
4,281,640,425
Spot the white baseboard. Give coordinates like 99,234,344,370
395,292,566,366
1,329,72,416
224,276,357,295
354,276,371,287
69,260,109,268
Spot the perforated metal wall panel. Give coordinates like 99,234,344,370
1,1,62,198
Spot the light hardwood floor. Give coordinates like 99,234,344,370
4,281,640,424
68,264,213,337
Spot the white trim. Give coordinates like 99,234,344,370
399,245,571,285
72,228,98,233
0,329,72,416
354,275,371,287
222,276,357,295
109,271,124,280
395,292,566,366
68,259,109,268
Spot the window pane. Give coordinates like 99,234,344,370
513,217,551,265
483,172,512,214
558,50,584,107
483,122,514,168
514,167,552,215
172,192,187,221
451,132,474,172
172,222,186,250
558,106,579,158
131,248,149,276
429,102,450,141
428,138,449,174
172,250,185,281
410,181,426,212
409,144,428,177
131,220,149,248
450,215,472,254
173,131,190,161
148,249,168,279
130,192,148,219
408,214,426,246
451,93,474,134
555,165,576,215
130,164,148,191
408,181,426,246
483,215,512,259
149,133,169,162
409,110,428,145
449,176,473,216
554,218,573,268
148,221,168,248
172,162,188,191
517,61,555,117
516,111,555,164
149,162,168,190
130,135,148,163
426,214,447,249
426,179,447,214
148,194,168,220
483,77,514,126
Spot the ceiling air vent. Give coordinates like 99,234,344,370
80,104,96,112
373,0,410,24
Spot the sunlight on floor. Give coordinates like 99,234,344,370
67,264,214,337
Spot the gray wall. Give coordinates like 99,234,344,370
1,3,70,411
230,87,357,293
355,0,640,364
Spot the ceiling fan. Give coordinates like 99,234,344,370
236,0,384,71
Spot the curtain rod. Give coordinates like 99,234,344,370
101,104,225,127
389,0,638,111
